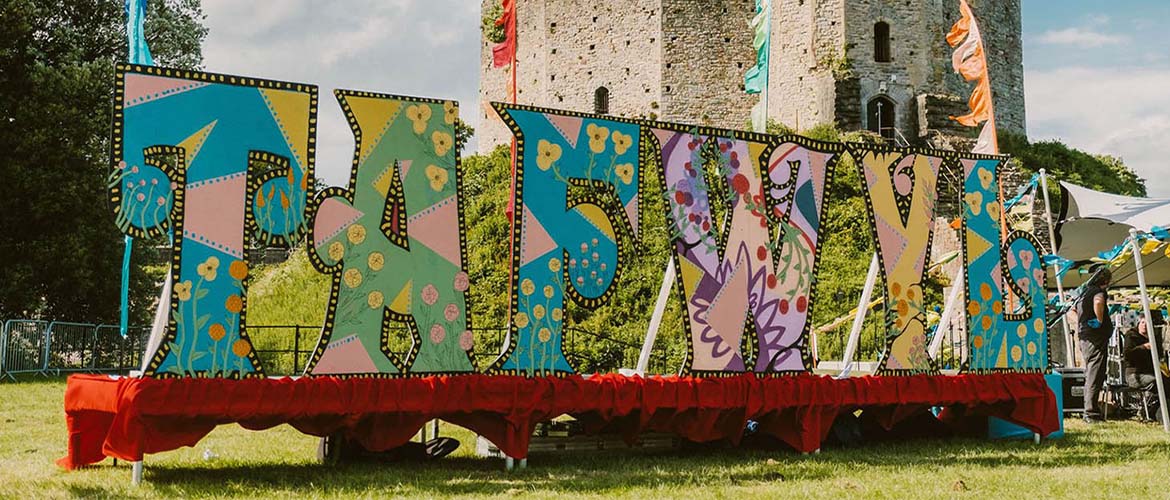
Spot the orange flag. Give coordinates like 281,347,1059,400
947,0,997,154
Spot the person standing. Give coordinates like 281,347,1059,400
1077,267,1112,423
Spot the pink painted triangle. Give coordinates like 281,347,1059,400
125,73,209,108
625,196,639,238
409,196,462,267
546,114,583,149
183,173,246,258
313,198,364,248
311,334,378,374
520,203,559,267
398,160,413,181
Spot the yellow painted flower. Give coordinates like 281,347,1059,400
538,327,551,343
587,123,610,153
176,280,193,302
543,285,555,299
443,100,458,124
514,312,530,328
548,257,562,272
197,256,220,281
533,304,546,320
1016,323,1027,339
347,224,366,245
432,130,453,157
1010,345,1022,362
614,163,634,185
426,164,449,191
368,290,384,309
985,202,1001,223
368,251,384,271
552,307,563,321
406,104,432,134
1033,318,1045,334
1027,341,1037,356
344,268,363,288
536,139,562,171
521,278,535,296
611,130,633,155
977,168,993,189
964,192,983,216
328,241,345,262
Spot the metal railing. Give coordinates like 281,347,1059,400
2,320,670,380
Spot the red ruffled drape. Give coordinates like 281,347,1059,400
58,372,1058,470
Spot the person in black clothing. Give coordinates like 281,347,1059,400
1077,267,1112,423
1124,312,1169,416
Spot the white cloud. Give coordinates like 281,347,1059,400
200,0,482,187
1037,27,1127,48
1026,67,1170,196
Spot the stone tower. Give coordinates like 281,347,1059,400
477,0,1024,153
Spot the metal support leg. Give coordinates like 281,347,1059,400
519,458,527,469
131,460,143,485
505,456,514,471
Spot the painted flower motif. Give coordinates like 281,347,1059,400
232,339,251,357
368,251,384,271
1033,318,1045,334
176,280,193,301
587,123,610,153
360,290,381,310
514,312,530,328
533,304,546,320
611,130,633,155
521,278,536,296
229,260,248,281
197,256,220,281
421,284,439,305
430,324,447,344
344,268,363,288
964,192,983,216
406,104,432,134
614,163,634,185
543,285,555,299
443,100,458,124
1010,345,1023,362
156,196,166,206
548,258,562,273
444,303,460,321
328,241,345,262
459,330,474,351
453,271,470,292
538,327,551,343
347,224,366,245
225,294,243,314
985,202,1001,223
208,323,226,341
551,308,563,322
136,193,146,202
1027,341,1038,356
432,130,453,157
1017,324,1028,339
973,335,984,349
536,139,562,171
977,168,993,189
426,164,449,191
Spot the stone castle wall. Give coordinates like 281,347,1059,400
660,0,757,129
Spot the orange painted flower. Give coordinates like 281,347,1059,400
979,282,992,301
225,294,243,314
980,315,992,331
229,260,248,281
967,300,980,316
232,339,251,357
208,323,226,341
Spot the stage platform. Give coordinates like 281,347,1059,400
58,372,1059,469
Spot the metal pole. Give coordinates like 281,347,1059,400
131,460,143,485
635,261,675,375
929,269,965,360
1127,229,1170,432
1039,169,1075,366
840,253,880,377
0,321,8,380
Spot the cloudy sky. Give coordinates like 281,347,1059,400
202,1,1170,195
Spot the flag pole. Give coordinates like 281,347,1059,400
1039,169,1075,366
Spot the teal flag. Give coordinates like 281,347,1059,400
744,0,770,95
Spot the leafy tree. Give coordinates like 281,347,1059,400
0,0,207,322
1000,131,1146,199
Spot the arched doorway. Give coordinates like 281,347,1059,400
866,96,896,140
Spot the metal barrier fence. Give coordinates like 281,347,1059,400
2,320,671,380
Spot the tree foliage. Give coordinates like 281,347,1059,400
1000,131,1146,198
0,0,207,321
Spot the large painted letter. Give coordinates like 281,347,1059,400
648,128,838,375
491,104,643,375
961,158,1047,371
110,65,317,378
303,91,474,376
852,147,942,374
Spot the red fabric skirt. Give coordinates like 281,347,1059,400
58,372,1058,469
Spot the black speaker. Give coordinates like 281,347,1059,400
1056,367,1086,414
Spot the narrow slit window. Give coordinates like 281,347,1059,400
594,87,610,115
874,22,891,62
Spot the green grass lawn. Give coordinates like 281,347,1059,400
2,376,1168,499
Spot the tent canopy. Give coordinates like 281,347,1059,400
1051,181,1170,288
